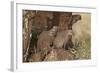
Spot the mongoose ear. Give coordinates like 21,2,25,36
72,15,81,24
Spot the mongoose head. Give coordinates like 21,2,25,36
49,26,58,36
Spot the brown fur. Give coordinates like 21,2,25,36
53,30,73,49
37,26,58,53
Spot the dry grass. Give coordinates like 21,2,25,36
72,13,91,59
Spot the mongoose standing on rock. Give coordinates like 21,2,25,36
37,26,58,57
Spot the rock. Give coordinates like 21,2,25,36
29,52,42,62
44,49,75,61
